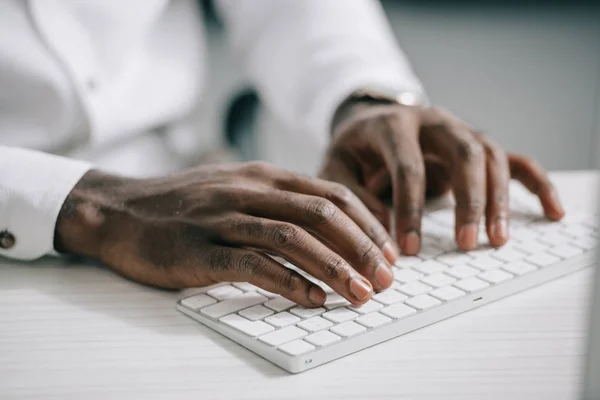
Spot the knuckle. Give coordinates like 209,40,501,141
367,224,388,243
395,162,425,182
455,138,485,162
485,144,506,164
357,239,376,264
457,198,486,220
208,248,233,272
326,183,355,208
323,257,346,280
278,270,303,293
306,198,338,224
430,106,450,117
270,223,302,249
237,253,263,277
244,161,273,177
234,219,264,239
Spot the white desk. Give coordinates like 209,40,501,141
0,171,597,400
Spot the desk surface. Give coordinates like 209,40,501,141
0,171,598,400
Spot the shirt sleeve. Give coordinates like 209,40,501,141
0,146,91,260
215,0,426,144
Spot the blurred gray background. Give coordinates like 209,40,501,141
199,1,600,174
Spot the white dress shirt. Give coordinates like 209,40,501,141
0,0,425,261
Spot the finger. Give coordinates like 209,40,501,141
424,155,452,199
276,170,396,262
377,113,425,256
212,215,375,305
477,136,510,247
202,244,326,308
237,188,395,292
420,113,486,250
508,154,565,220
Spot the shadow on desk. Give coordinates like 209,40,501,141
0,256,288,378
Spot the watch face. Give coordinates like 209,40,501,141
356,88,422,107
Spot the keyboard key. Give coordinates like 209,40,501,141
437,252,472,266
502,261,538,276
330,321,367,338
350,300,383,314
414,260,448,275
465,245,496,258
418,243,445,259
356,312,392,328
232,282,257,292
430,286,466,301
180,294,217,311
571,235,598,250
428,209,455,226
525,252,561,268
514,240,550,254
528,219,563,233
468,256,504,271
297,316,333,332
265,312,301,328
372,289,407,305
492,248,527,263
393,268,424,283
478,269,514,284
405,294,442,310
259,326,307,346
278,340,315,356
561,224,594,238
510,227,538,242
239,305,274,321
396,281,432,296
322,307,359,323
207,285,244,301
264,297,296,312
394,256,423,268
220,314,275,337
381,303,417,319
548,244,584,259
454,277,489,293
420,272,456,288
446,265,479,279
257,289,278,298
201,292,267,319
289,306,325,319
537,232,570,247
323,293,351,310
305,331,341,347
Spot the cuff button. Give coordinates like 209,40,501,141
0,230,15,249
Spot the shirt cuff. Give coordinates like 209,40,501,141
0,146,92,260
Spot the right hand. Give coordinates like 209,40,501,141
54,162,398,307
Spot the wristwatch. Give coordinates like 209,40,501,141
352,86,425,107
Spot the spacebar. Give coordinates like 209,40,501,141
200,292,267,319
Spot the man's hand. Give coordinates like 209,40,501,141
320,101,565,255
54,162,399,307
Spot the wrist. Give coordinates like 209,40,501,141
54,170,131,259
331,90,425,138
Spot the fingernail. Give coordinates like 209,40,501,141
458,224,478,250
382,241,400,263
375,263,394,288
401,231,420,255
492,219,508,242
308,285,326,306
350,277,372,301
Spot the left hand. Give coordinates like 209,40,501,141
319,100,565,256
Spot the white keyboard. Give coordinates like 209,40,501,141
177,194,599,373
